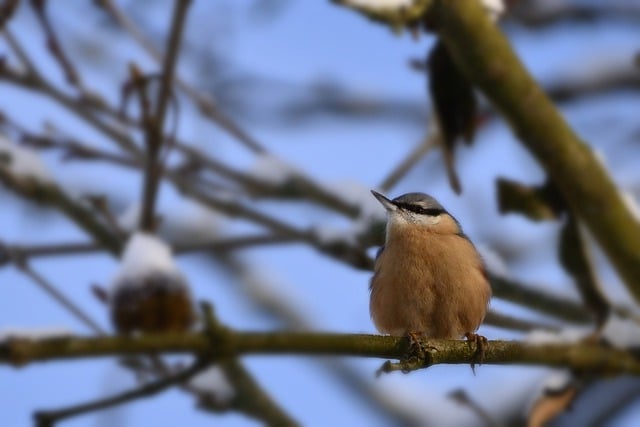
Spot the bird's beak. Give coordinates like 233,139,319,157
371,190,396,212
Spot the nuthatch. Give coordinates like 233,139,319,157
369,191,491,342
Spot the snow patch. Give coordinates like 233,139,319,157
189,366,235,404
327,180,386,221
525,327,590,345
482,0,505,21
343,0,414,9
247,153,296,185
620,190,640,222
0,327,73,342
601,315,640,349
110,233,183,293
0,134,52,182
118,201,226,245
312,223,359,246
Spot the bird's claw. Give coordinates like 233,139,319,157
406,331,425,353
465,332,488,374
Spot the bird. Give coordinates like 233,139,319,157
369,190,491,348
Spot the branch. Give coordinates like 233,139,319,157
0,169,123,255
33,359,209,426
3,332,640,376
139,0,191,231
427,0,640,302
97,0,268,154
14,261,105,335
205,359,299,427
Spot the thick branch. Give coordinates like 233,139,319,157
3,332,640,376
428,0,640,301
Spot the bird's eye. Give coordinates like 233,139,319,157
420,208,443,216
397,203,443,216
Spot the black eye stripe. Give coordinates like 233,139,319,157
395,202,443,216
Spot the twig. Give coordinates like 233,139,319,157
559,215,611,327
97,0,267,154
14,262,105,335
176,234,298,253
206,359,300,427
0,52,139,154
448,389,497,427
0,169,123,255
169,172,374,270
0,0,19,30
490,274,590,324
378,128,440,192
30,0,81,86
0,242,100,260
33,359,209,425
138,0,191,232
484,310,560,333
175,143,360,218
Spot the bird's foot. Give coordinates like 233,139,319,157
406,331,426,353
465,332,488,374
375,332,434,376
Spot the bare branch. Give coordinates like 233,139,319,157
138,0,191,232
33,360,208,425
3,332,640,377
96,0,267,154
0,169,123,255
14,262,105,335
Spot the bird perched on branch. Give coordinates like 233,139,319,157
109,232,195,334
369,191,491,352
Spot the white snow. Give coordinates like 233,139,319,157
110,232,181,291
343,0,503,20
247,153,296,185
312,223,360,246
189,366,235,404
328,180,387,221
601,315,640,349
343,0,414,9
524,327,590,345
118,201,226,245
312,182,390,247
620,190,640,222
0,134,52,182
482,0,505,21
0,327,73,342
161,201,227,245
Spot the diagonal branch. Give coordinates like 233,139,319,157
33,359,209,426
0,169,123,255
427,0,640,302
